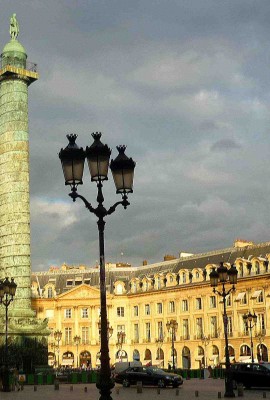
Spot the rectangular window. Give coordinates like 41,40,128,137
241,293,247,305
145,304,150,315
65,327,72,344
81,327,89,344
182,300,188,312
134,324,139,343
66,280,73,286
157,321,163,340
169,301,175,313
183,319,189,339
196,318,203,339
64,309,72,318
81,308,88,318
157,303,163,314
134,305,139,317
227,316,233,336
196,298,202,310
117,325,126,344
210,316,218,338
146,322,151,342
117,307,124,317
257,292,264,303
226,295,232,307
257,313,266,332
209,296,216,308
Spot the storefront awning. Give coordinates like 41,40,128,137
251,290,262,299
235,292,246,301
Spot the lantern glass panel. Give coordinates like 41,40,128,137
112,169,134,193
61,158,84,185
87,154,110,181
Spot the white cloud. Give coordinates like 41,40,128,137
30,197,78,228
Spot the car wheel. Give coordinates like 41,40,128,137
157,379,166,388
172,383,179,388
122,379,130,388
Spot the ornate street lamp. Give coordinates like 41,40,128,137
166,319,178,371
117,331,126,362
59,132,135,400
0,277,17,392
201,335,210,368
243,311,257,363
54,330,62,368
74,335,81,368
210,262,237,398
98,317,114,340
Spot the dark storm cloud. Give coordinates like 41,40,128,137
1,1,270,270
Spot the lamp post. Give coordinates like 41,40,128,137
54,330,62,368
209,262,238,398
243,311,257,363
98,317,114,340
59,132,135,400
74,335,81,368
256,330,265,362
201,335,210,368
117,331,126,362
166,319,178,371
0,277,17,392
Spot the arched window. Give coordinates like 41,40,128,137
255,261,260,275
133,349,140,361
239,262,243,277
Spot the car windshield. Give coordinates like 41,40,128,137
262,363,270,371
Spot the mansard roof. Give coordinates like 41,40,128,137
31,241,270,295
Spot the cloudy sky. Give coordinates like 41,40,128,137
1,1,270,271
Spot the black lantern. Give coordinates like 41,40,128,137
209,268,219,287
217,262,228,282
227,264,238,285
86,132,112,181
110,145,136,194
59,134,85,187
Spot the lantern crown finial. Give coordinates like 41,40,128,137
66,133,78,146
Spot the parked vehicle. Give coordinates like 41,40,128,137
230,362,270,388
111,361,142,375
114,365,183,388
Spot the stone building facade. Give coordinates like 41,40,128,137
32,239,270,369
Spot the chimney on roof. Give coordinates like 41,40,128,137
164,254,176,261
143,260,148,266
234,239,254,248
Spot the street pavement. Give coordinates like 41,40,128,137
0,379,270,399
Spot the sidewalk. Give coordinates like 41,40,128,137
0,379,269,399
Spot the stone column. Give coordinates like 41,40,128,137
0,76,34,317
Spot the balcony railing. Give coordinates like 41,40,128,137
0,56,38,72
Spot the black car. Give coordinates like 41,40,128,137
114,366,183,388
230,362,270,388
